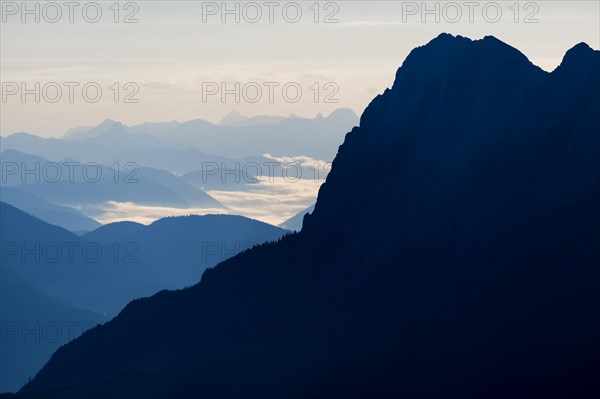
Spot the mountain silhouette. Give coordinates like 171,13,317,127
1,203,288,393
1,128,176,165
1,150,224,209
1,203,289,316
83,221,145,242
2,109,358,163
64,120,181,140
0,203,107,392
0,267,106,393
13,34,600,398
0,186,101,233
148,108,358,160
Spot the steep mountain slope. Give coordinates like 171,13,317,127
15,35,600,398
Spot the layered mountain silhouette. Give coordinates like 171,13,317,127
1,150,224,209
158,108,357,160
0,186,101,233
1,109,358,163
63,120,181,141
0,204,107,392
11,34,600,398
1,202,288,393
1,202,289,316
109,148,235,176
1,124,175,165
0,268,106,393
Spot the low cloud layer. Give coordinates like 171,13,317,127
92,173,323,226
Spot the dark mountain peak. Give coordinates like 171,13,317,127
565,42,595,58
429,32,471,45
394,33,544,89
481,34,510,45
556,42,599,72
18,36,600,398
309,34,598,233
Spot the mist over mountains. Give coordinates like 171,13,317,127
1,110,351,226
11,34,599,398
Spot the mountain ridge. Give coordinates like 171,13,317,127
14,34,600,398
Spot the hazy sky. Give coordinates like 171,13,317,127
1,1,599,137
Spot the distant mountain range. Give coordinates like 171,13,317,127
0,147,320,225
1,150,224,211
13,34,600,398
218,110,301,127
1,109,358,163
63,119,181,141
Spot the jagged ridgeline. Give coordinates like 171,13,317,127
15,34,600,398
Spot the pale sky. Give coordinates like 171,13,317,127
1,1,599,137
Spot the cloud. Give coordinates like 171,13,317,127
207,176,322,225
262,153,330,170
92,173,323,226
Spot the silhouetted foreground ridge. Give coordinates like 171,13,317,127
16,34,600,398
